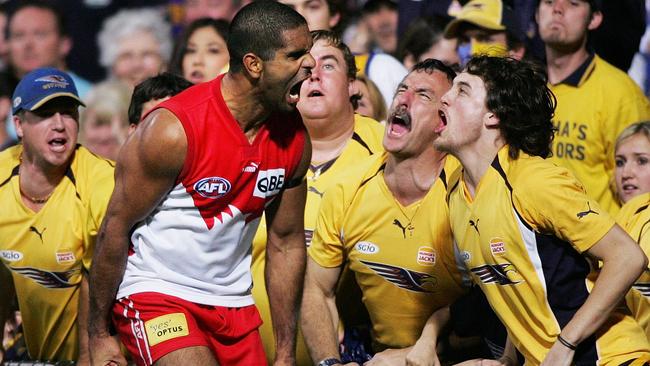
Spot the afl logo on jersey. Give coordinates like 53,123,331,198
194,177,231,199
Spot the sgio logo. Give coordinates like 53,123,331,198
0,250,23,262
356,241,379,255
253,168,285,198
194,177,231,199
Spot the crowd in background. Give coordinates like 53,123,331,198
1,0,650,365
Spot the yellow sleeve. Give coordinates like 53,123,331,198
82,161,115,271
308,181,347,268
515,162,615,253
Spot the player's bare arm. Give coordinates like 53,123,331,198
300,257,343,364
77,274,90,366
265,136,311,366
542,224,648,365
0,264,15,363
87,109,187,366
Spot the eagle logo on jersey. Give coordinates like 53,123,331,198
576,202,598,219
10,266,78,288
360,260,437,293
470,263,523,285
633,283,650,298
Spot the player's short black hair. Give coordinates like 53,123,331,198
128,72,193,125
411,58,457,83
227,0,307,73
465,56,556,159
7,0,67,37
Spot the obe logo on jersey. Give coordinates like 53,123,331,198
194,177,231,199
253,168,285,198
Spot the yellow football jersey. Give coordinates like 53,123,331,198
251,114,384,364
447,146,650,365
309,153,466,350
0,145,114,361
617,192,650,340
548,54,650,215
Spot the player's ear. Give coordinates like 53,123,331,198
243,53,263,79
484,111,499,128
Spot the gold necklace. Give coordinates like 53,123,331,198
18,154,54,204
19,186,53,204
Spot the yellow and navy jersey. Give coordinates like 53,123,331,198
617,193,650,340
309,153,466,350
447,146,650,365
0,144,114,361
251,114,384,364
548,54,650,215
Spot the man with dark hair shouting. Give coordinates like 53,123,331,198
88,2,315,365
435,55,650,365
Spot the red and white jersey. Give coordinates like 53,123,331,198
117,75,306,307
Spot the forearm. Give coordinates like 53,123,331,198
88,219,130,337
498,334,518,366
560,249,646,344
77,274,90,363
266,233,307,361
416,306,450,349
300,283,340,363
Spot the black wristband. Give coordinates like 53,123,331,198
557,334,577,350
317,357,342,366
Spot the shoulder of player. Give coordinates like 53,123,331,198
617,192,650,223
124,109,187,176
327,153,387,203
352,114,385,150
0,145,21,175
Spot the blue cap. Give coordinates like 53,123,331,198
12,67,85,115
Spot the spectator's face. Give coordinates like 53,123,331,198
363,6,398,53
384,70,451,156
81,114,122,161
297,39,352,120
182,26,229,84
15,99,79,169
261,26,315,112
8,7,69,77
536,0,600,49
278,0,338,31
615,133,650,203
184,0,239,23
416,38,459,68
434,71,490,155
352,79,375,120
112,30,165,87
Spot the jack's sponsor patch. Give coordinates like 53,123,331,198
489,238,506,256
56,251,75,263
417,246,436,266
145,313,189,346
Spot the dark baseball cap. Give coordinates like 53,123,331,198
12,67,85,115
